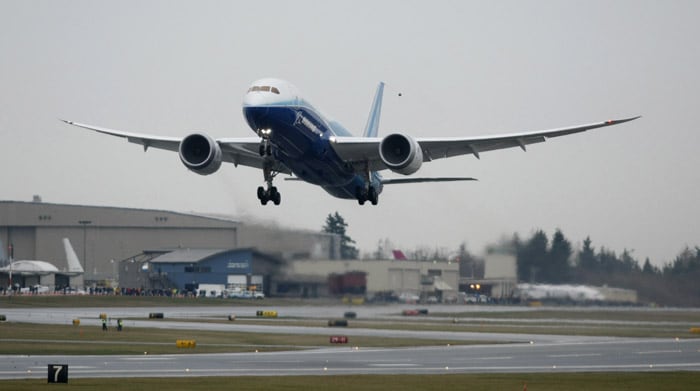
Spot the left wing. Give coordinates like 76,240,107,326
330,116,640,171
61,120,287,172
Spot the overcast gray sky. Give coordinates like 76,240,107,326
1,0,698,266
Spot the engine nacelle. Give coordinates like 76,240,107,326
178,133,223,175
379,133,423,175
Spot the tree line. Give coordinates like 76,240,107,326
322,212,700,306
511,229,700,306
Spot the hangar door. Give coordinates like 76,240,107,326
227,275,246,289
388,268,420,292
227,274,264,291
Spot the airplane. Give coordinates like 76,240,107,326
63,78,639,206
0,238,83,276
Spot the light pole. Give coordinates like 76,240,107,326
78,220,91,280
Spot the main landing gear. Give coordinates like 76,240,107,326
257,185,280,205
356,186,378,205
356,161,379,206
257,161,281,205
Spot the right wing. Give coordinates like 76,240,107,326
62,120,290,173
330,116,640,171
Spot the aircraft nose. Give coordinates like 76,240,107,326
243,92,271,107
243,106,270,131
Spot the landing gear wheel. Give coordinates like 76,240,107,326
356,187,367,205
257,186,269,205
259,142,272,157
257,186,281,206
368,186,378,205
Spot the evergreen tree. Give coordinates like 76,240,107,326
517,230,548,283
578,236,597,271
322,212,358,259
642,258,657,274
547,229,572,283
620,249,641,273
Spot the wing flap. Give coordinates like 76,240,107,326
381,177,477,185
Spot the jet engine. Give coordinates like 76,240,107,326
378,133,423,175
178,133,223,175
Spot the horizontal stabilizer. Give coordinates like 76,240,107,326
381,177,477,185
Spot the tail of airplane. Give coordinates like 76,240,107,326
362,82,384,138
63,238,84,273
392,249,407,261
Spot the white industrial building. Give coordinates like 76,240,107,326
284,259,459,300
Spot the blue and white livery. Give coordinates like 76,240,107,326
63,78,639,205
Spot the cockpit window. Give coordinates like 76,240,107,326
247,85,280,94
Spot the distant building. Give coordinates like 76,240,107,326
119,248,284,297
459,252,518,300
282,259,459,300
0,200,339,288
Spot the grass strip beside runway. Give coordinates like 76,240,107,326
2,373,700,390
0,322,487,355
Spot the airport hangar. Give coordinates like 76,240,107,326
1,200,464,298
0,200,339,289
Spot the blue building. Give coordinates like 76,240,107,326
121,248,285,296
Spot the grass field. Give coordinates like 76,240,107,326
3,295,700,340
0,322,487,355
2,373,700,391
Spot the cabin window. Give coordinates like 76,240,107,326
247,85,280,94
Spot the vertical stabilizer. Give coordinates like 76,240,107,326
363,82,385,138
63,238,84,273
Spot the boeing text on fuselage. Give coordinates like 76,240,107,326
63,78,639,205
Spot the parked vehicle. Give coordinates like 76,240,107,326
32,285,50,294
228,290,264,299
398,292,420,303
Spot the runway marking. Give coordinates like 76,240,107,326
637,350,682,355
120,357,176,361
369,364,419,367
480,356,513,360
548,353,602,358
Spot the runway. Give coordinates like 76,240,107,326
1,338,699,379
1,305,699,379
